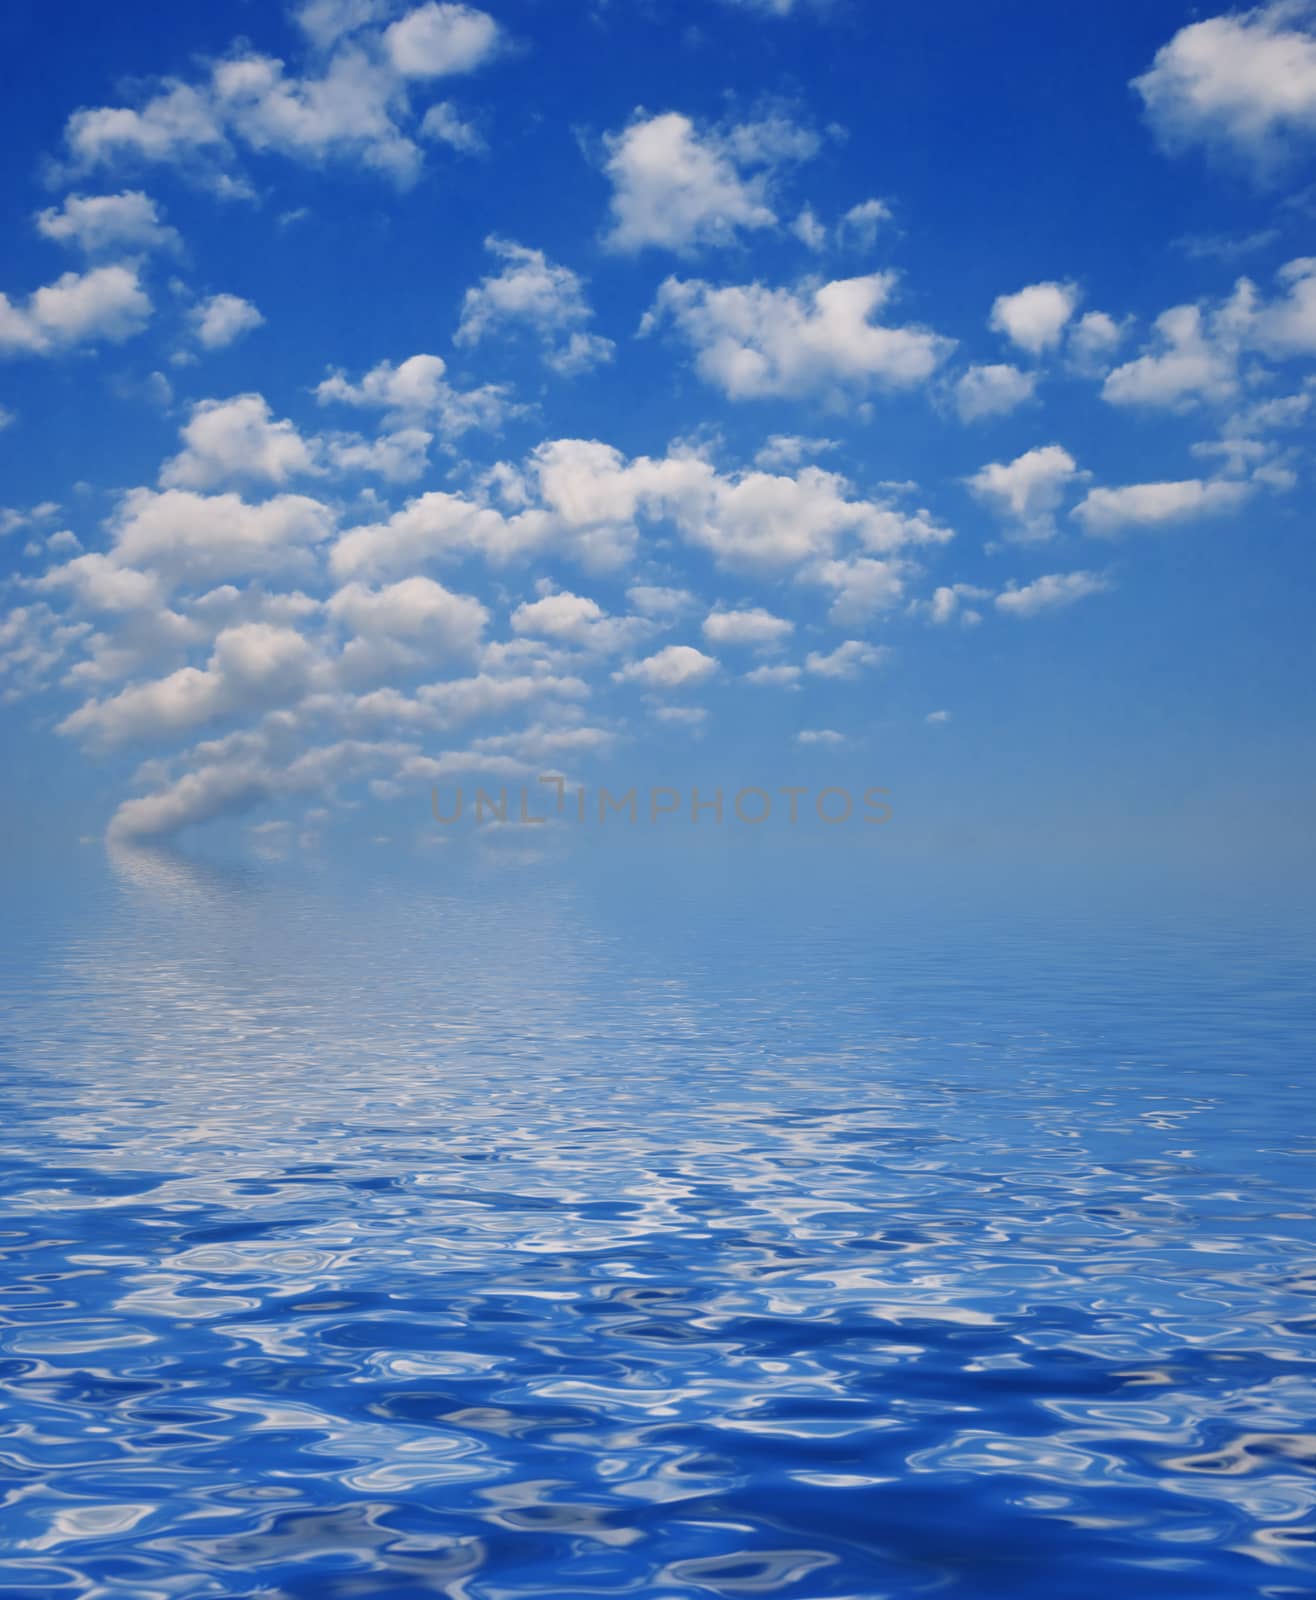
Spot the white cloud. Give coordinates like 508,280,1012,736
953,363,1037,422
331,490,553,578
792,206,826,251
325,426,433,482
677,462,951,569
810,555,912,624
511,590,606,641
1102,297,1244,408
106,733,409,841
419,101,483,152
0,264,150,356
614,644,718,689
102,488,334,589
1250,256,1316,354
191,292,264,349
1068,310,1126,371
926,709,951,724
1134,4,1316,167
444,440,950,578
63,82,227,179
508,589,649,653
752,434,837,469
35,190,179,254
456,238,614,374
967,444,1083,542
160,396,319,490
804,639,886,678
1196,382,1313,480
327,575,485,642
990,281,1079,354
702,607,793,647
1102,261,1316,416
315,352,512,440
295,0,390,49
383,3,501,78
744,663,801,687
1072,476,1253,535
995,571,1111,616
601,110,818,253
797,728,844,744
838,198,892,250
60,622,317,747
36,552,169,615
643,272,952,399
61,7,503,191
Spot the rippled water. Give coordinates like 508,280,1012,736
1,845,1314,1598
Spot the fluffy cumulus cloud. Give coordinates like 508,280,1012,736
614,644,718,689
702,606,793,647
35,190,179,254
382,3,501,78
0,264,150,356
93,488,333,589
1072,477,1253,535
160,396,319,490
60,622,318,747
967,445,1083,542
191,293,264,349
327,576,487,656
510,589,650,653
602,110,820,253
1134,3,1316,168
1102,299,1244,409
315,352,512,441
643,273,953,400
989,281,1079,354
59,3,503,191
456,238,614,375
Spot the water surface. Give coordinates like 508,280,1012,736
1,846,1313,1598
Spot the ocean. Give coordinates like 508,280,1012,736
1,840,1313,1598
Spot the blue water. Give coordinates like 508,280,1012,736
1,845,1314,1598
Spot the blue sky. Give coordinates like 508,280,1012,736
1,0,1314,875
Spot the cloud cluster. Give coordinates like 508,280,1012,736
6,2,1314,855
59,2,503,191
7,397,997,839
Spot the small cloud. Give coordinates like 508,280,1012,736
804,639,886,678
614,643,718,688
744,663,801,688
190,292,264,350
